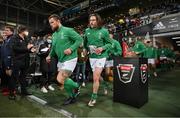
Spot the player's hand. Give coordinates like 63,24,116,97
95,47,103,54
46,56,51,63
126,51,136,57
64,48,72,55
135,52,140,55
27,44,34,49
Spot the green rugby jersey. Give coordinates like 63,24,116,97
167,48,175,59
50,26,83,63
158,48,169,57
143,46,157,59
131,41,146,57
107,39,122,60
84,27,112,59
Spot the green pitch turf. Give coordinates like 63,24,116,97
0,67,180,117
0,92,64,117
28,67,180,117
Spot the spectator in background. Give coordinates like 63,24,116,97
30,35,38,46
76,42,88,87
11,25,36,96
1,26,15,99
38,35,57,93
0,34,4,88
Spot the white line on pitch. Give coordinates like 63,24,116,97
27,95,76,118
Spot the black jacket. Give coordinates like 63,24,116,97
38,40,57,73
11,34,30,66
0,42,3,68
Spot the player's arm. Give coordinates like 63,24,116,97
69,28,83,52
114,40,122,56
135,42,146,55
101,29,112,51
49,37,56,58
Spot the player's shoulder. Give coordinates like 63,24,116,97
101,27,108,31
137,40,144,45
113,39,120,46
51,33,55,38
100,27,109,32
61,26,77,35
85,28,90,32
62,26,74,31
100,27,109,35
84,28,91,35
113,39,119,43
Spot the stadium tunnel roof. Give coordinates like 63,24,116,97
0,0,85,15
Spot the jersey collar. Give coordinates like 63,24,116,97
57,25,63,32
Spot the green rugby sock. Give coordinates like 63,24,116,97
102,80,109,89
64,78,79,98
64,79,73,97
91,93,97,100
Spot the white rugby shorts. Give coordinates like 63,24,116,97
57,58,77,72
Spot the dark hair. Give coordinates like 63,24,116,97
17,25,28,34
48,14,61,21
5,26,14,33
89,13,103,28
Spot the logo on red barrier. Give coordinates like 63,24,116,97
117,64,135,83
140,64,148,84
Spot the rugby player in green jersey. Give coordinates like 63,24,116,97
84,13,112,107
47,14,83,105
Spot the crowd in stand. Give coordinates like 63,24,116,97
73,1,180,33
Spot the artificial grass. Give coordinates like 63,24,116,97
29,67,180,117
0,93,64,117
1,67,179,117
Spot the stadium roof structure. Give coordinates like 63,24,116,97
0,0,84,15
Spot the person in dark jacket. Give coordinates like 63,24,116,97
38,35,57,93
11,25,36,96
0,34,4,88
1,26,15,99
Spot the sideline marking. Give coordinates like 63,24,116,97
28,95,47,105
27,95,76,118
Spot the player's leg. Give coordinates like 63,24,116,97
152,60,157,77
60,58,81,105
88,58,106,107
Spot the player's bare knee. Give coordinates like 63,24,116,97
62,70,72,78
57,77,63,85
93,75,100,83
